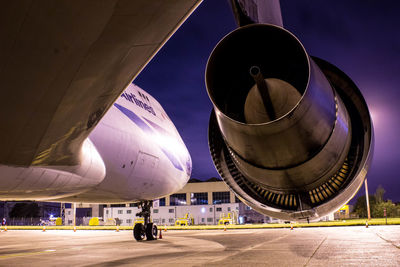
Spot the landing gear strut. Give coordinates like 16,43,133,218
133,200,157,241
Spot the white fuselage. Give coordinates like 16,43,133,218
0,84,191,203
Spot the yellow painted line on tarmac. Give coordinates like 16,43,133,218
0,249,56,260
1,218,400,231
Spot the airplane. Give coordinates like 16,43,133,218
0,82,192,241
0,0,201,241
0,0,373,241
206,0,373,221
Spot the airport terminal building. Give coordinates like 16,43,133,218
65,178,283,226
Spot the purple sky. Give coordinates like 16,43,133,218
135,1,400,202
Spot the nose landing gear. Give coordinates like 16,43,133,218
133,200,158,241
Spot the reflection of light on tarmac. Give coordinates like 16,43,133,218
0,249,56,259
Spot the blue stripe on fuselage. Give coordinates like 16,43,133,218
114,103,183,171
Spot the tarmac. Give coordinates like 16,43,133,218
0,226,399,266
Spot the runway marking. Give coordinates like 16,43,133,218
375,232,400,249
193,231,255,235
206,232,290,264
304,236,327,266
0,249,56,259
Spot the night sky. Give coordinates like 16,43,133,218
135,1,400,202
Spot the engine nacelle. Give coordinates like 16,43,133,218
206,24,373,221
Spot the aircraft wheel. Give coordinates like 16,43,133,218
146,223,158,240
133,223,145,241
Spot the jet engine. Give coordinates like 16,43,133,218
206,24,373,221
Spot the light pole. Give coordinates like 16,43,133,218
365,178,371,220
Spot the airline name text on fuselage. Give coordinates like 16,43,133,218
121,92,156,116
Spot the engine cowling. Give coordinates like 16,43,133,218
206,24,373,221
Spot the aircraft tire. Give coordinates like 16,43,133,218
146,223,158,240
133,223,145,241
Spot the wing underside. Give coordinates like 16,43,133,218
0,0,201,167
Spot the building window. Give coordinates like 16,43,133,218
111,204,126,207
168,209,174,213
162,219,165,223
209,207,213,212
68,211,71,215
169,218,175,223
213,191,230,204
228,207,231,211
106,210,109,215
207,218,213,222
153,209,159,213
159,197,166,206
170,193,187,206
118,210,123,214
216,207,222,212
191,192,208,205
126,219,132,224
68,220,73,224
201,218,205,223
127,210,132,214
153,219,159,224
